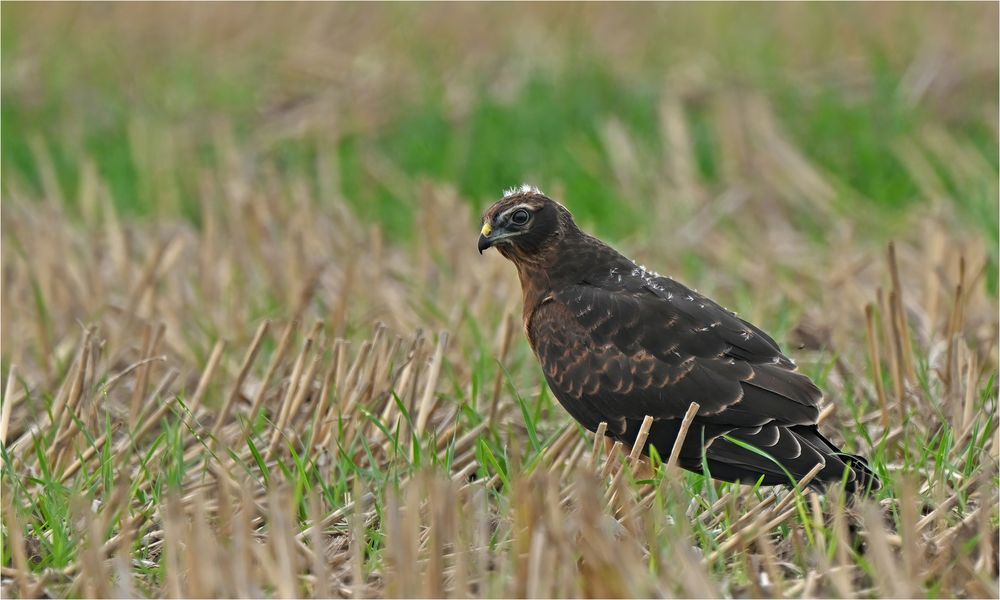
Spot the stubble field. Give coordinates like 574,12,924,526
2,4,998,598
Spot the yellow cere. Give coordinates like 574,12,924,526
481,222,492,236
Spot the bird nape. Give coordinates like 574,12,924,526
478,186,880,493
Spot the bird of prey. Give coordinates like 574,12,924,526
478,185,879,492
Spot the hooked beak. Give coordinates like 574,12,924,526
478,222,494,254
478,234,492,254
478,220,521,254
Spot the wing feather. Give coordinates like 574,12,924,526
530,279,821,428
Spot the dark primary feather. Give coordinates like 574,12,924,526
483,189,880,492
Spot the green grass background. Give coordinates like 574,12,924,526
3,4,997,261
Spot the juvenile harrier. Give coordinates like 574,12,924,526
478,186,879,491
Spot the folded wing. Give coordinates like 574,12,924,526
531,280,822,432
529,274,877,490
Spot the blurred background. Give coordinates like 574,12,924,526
4,3,997,233
4,2,998,369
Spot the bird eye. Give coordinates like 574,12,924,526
510,209,530,225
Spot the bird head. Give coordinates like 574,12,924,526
478,185,572,262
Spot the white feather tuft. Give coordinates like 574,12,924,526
502,184,542,198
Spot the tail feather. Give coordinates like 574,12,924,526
792,425,882,492
620,418,881,493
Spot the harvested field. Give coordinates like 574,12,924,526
2,4,998,598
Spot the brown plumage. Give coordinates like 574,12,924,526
478,186,880,492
